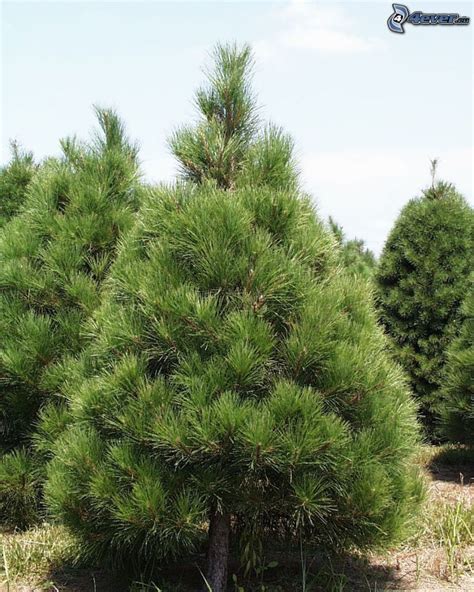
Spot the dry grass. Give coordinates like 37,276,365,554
359,445,474,591
416,485,473,581
0,524,78,590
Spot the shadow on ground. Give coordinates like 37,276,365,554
41,551,404,592
46,570,128,592
427,445,474,485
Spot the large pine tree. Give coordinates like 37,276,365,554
376,178,473,429
438,281,474,444
45,45,422,591
0,109,140,527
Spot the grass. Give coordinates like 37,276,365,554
411,494,473,581
386,443,474,586
0,523,78,590
437,500,473,579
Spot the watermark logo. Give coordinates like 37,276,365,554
387,3,470,34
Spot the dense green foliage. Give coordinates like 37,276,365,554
0,143,37,226
44,45,422,587
376,182,474,427
0,109,141,526
46,183,423,576
0,449,41,529
438,282,474,444
328,217,376,278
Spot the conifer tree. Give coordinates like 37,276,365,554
0,142,37,226
45,45,422,591
0,108,140,527
438,282,474,444
328,217,376,278
376,174,474,428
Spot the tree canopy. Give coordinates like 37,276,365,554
0,108,141,527
328,217,376,279
0,142,37,226
438,281,474,444
376,180,473,429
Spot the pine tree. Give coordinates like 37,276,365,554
328,217,376,279
376,175,474,429
0,108,140,527
438,281,474,444
0,142,37,226
45,45,422,591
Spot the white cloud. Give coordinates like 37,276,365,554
255,1,384,59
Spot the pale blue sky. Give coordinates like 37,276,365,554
1,1,472,253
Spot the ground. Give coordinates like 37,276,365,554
1,446,473,591
348,450,474,592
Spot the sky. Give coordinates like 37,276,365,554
1,0,472,254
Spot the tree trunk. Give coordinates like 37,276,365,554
205,508,230,592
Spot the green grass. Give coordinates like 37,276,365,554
426,498,473,580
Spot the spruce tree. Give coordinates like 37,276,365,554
438,281,474,444
376,176,474,428
0,142,37,226
45,45,422,591
328,217,376,279
0,108,140,527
